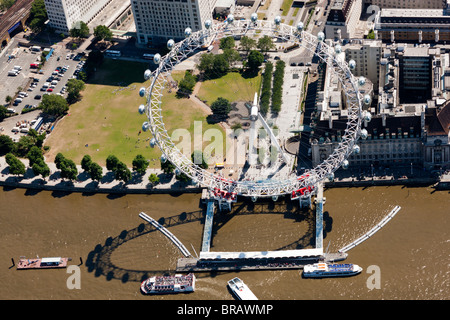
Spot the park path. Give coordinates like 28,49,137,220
190,81,213,116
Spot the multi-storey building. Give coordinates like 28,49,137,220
363,0,447,9
374,5,450,43
311,113,424,168
131,0,216,45
311,42,450,171
344,39,382,91
324,0,363,40
424,100,450,168
399,47,432,103
44,0,112,34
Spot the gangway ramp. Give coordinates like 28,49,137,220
201,200,215,252
139,212,192,257
338,205,401,253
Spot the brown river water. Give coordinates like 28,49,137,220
0,185,448,300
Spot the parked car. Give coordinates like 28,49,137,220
34,95,42,100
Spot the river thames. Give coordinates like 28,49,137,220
0,184,448,300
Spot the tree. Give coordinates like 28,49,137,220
198,53,215,74
231,122,242,131
77,71,87,82
132,154,148,175
94,25,113,42
40,94,69,117
32,158,50,179
5,95,12,105
160,158,175,175
26,146,44,167
223,48,241,68
59,158,78,181
66,78,85,104
70,21,90,39
210,97,231,117
175,172,191,183
212,54,229,77
114,161,131,183
5,153,25,176
219,37,235,50
0,0,15,10
0,135,14,156
240,36,257,55
88,162,103,182
246,50,264,72
177,71,197,96
55,152,65,170
0,105,7,121
28,0,48,33
106,155,120,171
28,129,45,148
257,35,275,55
81,155,92,171
15,135,36,157
198,53,229,78
148,173,160,185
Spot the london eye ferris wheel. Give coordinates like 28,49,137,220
137,14,371,203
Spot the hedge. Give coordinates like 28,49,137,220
271,60,285,114
259,62,273,115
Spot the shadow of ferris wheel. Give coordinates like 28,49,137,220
85,197,332,284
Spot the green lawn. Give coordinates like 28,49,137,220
196,71,262,106
280,0,294,16
45,59,226,168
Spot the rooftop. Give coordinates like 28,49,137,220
380,8,447,18
427,100,450,136
403,47,429,57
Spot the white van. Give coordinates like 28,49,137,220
7,108,16,113
19,91,27,97
51,80,58,85
13,66,22,71
42,82,50,88
8,71,18,76
14,98,23,103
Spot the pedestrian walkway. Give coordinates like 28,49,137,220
201,199,215,252
0,156,201,194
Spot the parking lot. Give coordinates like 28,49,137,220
0,43,87,140
1,45,86,111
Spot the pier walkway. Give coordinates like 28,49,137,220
315,183,324,249
198,248,323,260
139,212,192,258
338,205,401,253
201,200,215,252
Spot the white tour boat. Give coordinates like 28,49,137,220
227,277,258,300
140,273,195,294
303,263,362,278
